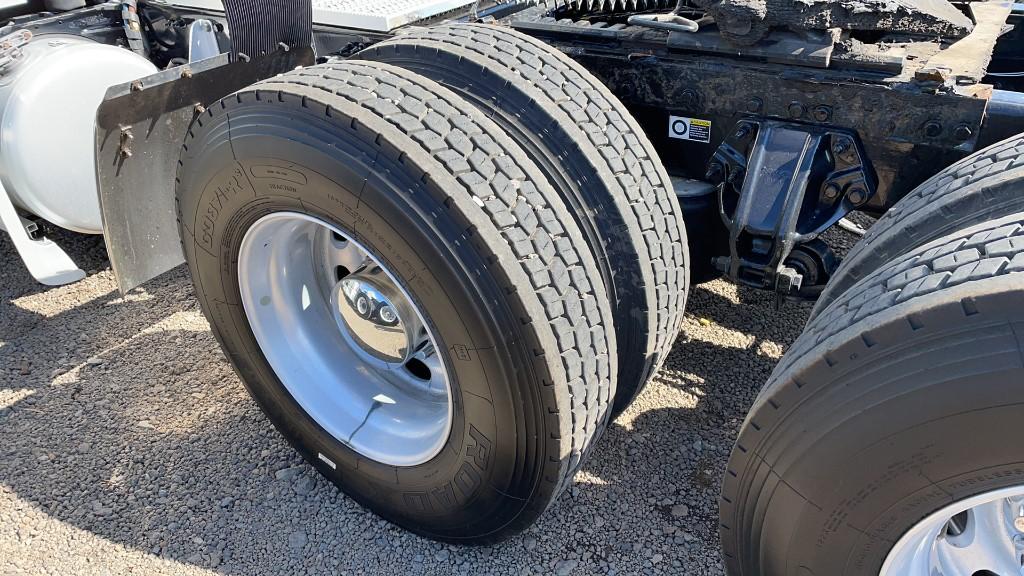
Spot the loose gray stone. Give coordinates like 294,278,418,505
554,559,579,576
293,475,315,495
288,530,307,552
275,466,303,481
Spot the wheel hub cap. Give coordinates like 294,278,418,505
334,273,412,363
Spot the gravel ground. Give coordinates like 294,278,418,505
0,222,864,576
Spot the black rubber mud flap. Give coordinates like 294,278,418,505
95,47,314,293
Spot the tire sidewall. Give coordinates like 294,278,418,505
728,283,1024,575
176,99,547,540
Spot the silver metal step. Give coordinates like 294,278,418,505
165,0,475,32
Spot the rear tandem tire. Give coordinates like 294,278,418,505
720,212,1024,575
175,60,616,543
812,133,1024,320
359,24,690,416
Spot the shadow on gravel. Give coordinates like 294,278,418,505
687,283,813,342
1,231,809,576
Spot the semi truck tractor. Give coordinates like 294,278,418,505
2,1,1023,573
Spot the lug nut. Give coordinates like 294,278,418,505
378,305,398,324
356,295,370,317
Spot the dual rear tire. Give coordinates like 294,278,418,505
358,24,690,415
723,153,1024,573
176,29,688,543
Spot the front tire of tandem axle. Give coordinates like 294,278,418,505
175,60,617,543
720,212,1024,575
359,24,690,417
813,132,1024,320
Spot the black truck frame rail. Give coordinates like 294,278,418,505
507,4,1024,299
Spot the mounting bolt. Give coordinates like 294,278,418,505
953,124,974,142
680,89,700,110
194,103,206,115
728,166,746,184
832,137,851,156
812,105,832,123
787,101,805,119
181,67,193,79
924,120,943,139
734,122,754,140
823,183,841,200
705,162,725,184
130,79,143,92
118,128,134,159
747,97,763,113
848,186,868,205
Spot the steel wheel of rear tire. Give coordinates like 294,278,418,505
881,485,1024,576
238,212,452,467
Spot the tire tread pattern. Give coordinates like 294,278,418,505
791,215,1024,374
813,134,1024,319
362,24,689,411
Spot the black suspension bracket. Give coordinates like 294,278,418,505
707,120,876,304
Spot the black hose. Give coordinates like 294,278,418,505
140,12,176,49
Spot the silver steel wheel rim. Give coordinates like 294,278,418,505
881,484,1024,575
237,212,452,467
